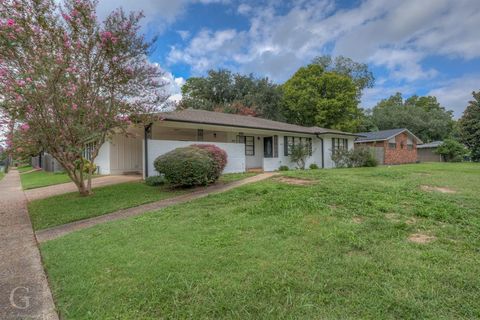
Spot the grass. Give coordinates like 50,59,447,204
29,182,186,230
17,165,34,173
20,170,72,190
0,171,4,181
28,172,254,230
218,171,257,183
40,163,480,319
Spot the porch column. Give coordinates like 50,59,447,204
144,123,152,178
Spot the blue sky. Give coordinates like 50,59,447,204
96,0,480,118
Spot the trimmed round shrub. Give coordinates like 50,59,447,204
191,144,227,180
278,165,289,171
154,146,215,187
145,175,166,186
309,163,319,169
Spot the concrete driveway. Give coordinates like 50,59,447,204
25,174,142,201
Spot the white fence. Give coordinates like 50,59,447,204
145,140,246,176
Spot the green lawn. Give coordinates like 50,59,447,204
29,182,186,230
29,172,254,230
218,171,257,183
40,163,480,319
0,171,4,181
17,165,34,173
20,170,72,190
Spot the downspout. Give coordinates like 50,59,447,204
144,123,152,179
315,134,325,169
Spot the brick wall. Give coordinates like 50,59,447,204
355,132,417,165
384,132,417,164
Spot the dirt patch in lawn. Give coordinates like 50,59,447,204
408,233,435,244
406,217,417,225
385,213,401,223
421,185,456,194
274,177,315,186
352,216,364,224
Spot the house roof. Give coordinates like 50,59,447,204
157,109,358,136
417,141,443,149
355,128,423,144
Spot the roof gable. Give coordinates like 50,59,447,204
355,128,423,144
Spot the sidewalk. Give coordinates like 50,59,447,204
0,170,58,320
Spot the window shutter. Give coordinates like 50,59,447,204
345,139,348,150
284,136,288,156
274,135,278,158
332,138,335,150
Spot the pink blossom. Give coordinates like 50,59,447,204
7,19,15,26
62,13,72,22
20,123,30,131
72,104,78,110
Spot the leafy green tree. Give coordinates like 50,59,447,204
459,91,480,161
312,55,375,96
282,64,360,131
370,93,455,142
435,139,468,162
180,69,284,121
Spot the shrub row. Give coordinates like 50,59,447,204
331,147,378,168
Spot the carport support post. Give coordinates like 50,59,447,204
144,123,152,178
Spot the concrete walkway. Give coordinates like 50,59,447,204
0,170,58,320
36,172,278,243
25,175,141,202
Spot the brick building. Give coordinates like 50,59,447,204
355,128,423,165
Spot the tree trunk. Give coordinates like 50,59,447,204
77,179,90,196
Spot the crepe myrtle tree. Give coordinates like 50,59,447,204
0,0,169,195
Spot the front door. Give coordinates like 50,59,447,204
264,137,273,158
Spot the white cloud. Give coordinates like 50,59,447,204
427,75,480,118
177,30,191,40
168,0,480,87
237,3,252,15
95,0,228,31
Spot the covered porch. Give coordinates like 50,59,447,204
142,120,288,177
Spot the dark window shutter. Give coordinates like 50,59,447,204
332,138,335,150
284,136,288,156
274,135,278,158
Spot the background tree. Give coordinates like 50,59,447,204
459,91,480,161
435,139,468,162
0,0,168,195
282,64,360,131
369,93,455,142
312,55,375,97
180,69,284,121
